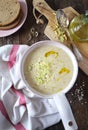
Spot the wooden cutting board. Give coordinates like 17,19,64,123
33,0,88,75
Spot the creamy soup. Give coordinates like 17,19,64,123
24,45,73,95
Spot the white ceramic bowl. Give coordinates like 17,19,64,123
20,40,78,98
20,40,78,130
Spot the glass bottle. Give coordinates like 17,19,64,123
69,11,88,42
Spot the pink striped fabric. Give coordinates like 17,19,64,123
0,100,26,130
5,45,26,129
11,87,26,105
8,45,19,69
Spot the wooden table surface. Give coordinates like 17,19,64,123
0,0,88,130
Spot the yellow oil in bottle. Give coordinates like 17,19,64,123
69,14,88,42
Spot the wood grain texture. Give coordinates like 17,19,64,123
33,0,88,75
0,1,88,130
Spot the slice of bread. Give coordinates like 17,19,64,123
0,10,23,30
0,0,20,26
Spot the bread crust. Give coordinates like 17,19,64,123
0,10,23,30
0,0,20,26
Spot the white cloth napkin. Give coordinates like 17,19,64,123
0,44,60,130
